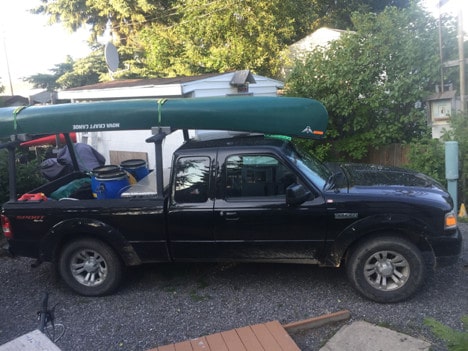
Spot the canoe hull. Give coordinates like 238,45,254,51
0,96,327,140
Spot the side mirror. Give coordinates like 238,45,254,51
286,183,311,206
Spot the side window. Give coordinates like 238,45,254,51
225,155,296,199
174,156,210,203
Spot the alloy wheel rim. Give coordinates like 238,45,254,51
70,249,107,287
364,250,410,291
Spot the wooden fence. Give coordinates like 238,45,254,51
363,144,411,167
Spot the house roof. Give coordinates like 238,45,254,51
57,71,283,101
0,95,29,107
427,90,457,101
64,72,222,91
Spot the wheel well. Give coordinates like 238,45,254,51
341,229,434,267
53,235,114,262
48,232,141,267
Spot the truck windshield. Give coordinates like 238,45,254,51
284,143,331,190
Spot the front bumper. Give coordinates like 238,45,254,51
428,227,463,267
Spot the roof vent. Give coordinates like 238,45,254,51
230,70,256,86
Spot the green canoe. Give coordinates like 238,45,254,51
0,96,328,140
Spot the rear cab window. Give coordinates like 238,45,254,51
173,156,211,203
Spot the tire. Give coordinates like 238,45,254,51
59,238,123,296
346,236,425,303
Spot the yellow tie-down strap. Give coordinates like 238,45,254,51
12,106,27,132
157,98,168,124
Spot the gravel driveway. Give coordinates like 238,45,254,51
0,224,466,351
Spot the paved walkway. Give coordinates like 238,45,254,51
319,321,430,351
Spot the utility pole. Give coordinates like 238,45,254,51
439,2,466,112
438,8,445,93
2,35,14,96
458,9,465,111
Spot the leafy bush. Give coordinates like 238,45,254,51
0,148,46,204
285,4,450,160
406,112,467,212
406,138,445,185
292,138,332,162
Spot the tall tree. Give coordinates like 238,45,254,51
56,50,108,88
25,56,74,91
25,50,108,90
34,0,410,79
136,0,410,77
33,0,177,46
286,4,458,160
138,0,312,77
305,0,410,30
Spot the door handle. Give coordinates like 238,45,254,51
221,211,239,221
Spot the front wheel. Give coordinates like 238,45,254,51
59,238,123,296
346,236,425,303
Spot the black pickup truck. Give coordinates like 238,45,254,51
1,134,462,303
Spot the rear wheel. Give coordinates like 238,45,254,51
346,236,425,303
59,238,123,296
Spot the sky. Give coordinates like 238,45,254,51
0,0,90,95
0,0,467,96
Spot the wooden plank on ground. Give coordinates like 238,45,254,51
174,340,192,351
155,344,175,351
191,337,211,351
265,321,301,351
220,329,247,351
205,333,229,351
283,310,350,332
250,323,283,351
149,320,302,351
235,326,265,351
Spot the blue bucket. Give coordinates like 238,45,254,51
91,165,120,198
120,159,149,181
92,168,129,199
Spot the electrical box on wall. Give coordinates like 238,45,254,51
430,99,452,122
426,89,456,139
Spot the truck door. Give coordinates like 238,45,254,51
167,155,217,260
213,152,328,262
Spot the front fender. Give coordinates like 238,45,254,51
323,213,432,267
39,218,142,266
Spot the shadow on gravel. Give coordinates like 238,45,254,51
122,261,347,292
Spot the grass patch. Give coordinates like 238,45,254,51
424,315,468,351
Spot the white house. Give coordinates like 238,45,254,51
288,27,348,59
281,27,348,78
56,71,284,169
